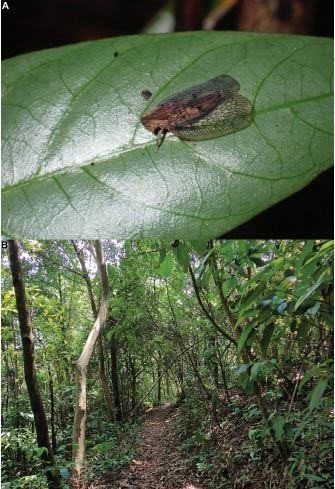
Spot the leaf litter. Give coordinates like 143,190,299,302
93,404,201,489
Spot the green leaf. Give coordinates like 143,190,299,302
236,308,259,325
319,240,333,253
92,441,113,453
306,301,320,315
260,323,275,356
173,243,190,273
250,362,262,381
157,253,174,277
246,329,257,347
36,446,48,457
303,474,326,482
189,240,208,256
271,257,285,270
196,461,213,473
234,363,254,394
239,372,254,395
296,320,309,347
239,283,265,313
309,378,328,412
237,323,256,354
295,240,314,267
294,268,330,310
2,32,333,238
272,415,286,441
299,241,333,277
159,247,166,263
298,365,322,391
233,363,252,376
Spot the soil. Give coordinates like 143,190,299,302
95,404,202,489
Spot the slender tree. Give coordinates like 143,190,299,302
72,240,110,480
8,240,61,489
110,334,123,421
72,241,115,421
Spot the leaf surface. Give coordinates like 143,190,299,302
309,378,328,412
2,32,333,238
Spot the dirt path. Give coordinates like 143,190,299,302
107,404,202,489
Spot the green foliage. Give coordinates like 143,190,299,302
272,415,286,441
1,428,48,488
286,406,333,487
237,324,256,354
233,363,254,394
87,423,137,479
308,378,329,413
299,359,332,392
242,403,262,422
1,476,48,489
2,34,333,238
233,360,276,394
2,239,333,488
157,252,174,278
176,395,215,476
260,322,275,355
248,424,272,448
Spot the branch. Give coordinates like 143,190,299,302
188,264,237,345
208,240,237,329
130,336,205,416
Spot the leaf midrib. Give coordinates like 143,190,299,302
2,89,332,194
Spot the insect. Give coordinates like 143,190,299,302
141,74,252,149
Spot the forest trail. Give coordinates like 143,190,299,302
105,404,202,489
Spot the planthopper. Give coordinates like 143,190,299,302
141,74,252,149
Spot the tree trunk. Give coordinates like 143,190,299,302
166,376,170,398
97,335,115,420
110,338,122,421
72,240,110,480
209,335,219,389
131,367,137,412
72,241,115,421
9,316,20,427
48,367,57,454
8,240,61,489
156,355,162,405
217,347,231,402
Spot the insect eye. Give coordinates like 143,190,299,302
154,127,161,135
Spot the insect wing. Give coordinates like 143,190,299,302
173,93,252,141
142,92,223,132
158,74,240,107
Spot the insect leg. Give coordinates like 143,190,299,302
155,128,168,151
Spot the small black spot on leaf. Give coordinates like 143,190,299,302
141,89,152,100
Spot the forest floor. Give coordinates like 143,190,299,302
95,404,202,489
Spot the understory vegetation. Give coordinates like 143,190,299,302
2,239,333,488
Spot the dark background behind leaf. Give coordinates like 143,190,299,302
2,0,333,238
